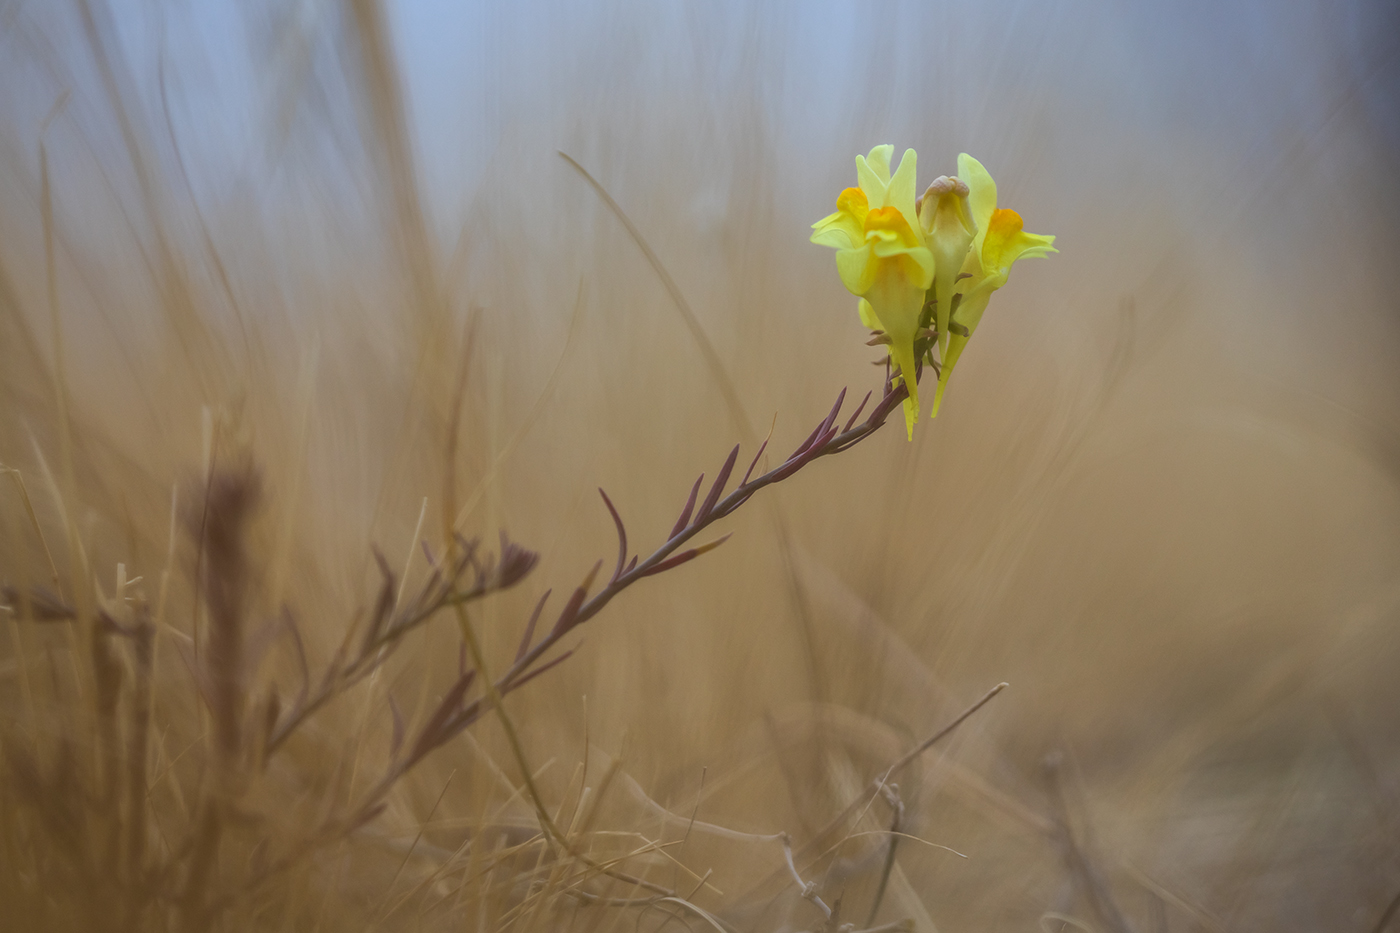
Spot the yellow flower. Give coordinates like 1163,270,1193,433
813,149,1054,430
811,145,934,438
924,154,1057,417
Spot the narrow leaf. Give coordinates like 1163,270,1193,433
819,387,848,436
551,560,602,637
788,421,825,462
638,533,733,578
695,444,740,524
669,474,705,539
510,647,578,692
362,548,396,654
598,489,628,582
772,426,837,481
843,390,873,433
742,416,778,486
515,589,552,662
412,669,478,761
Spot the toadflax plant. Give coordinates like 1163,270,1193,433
2,145,1052,931
811,145,1056,434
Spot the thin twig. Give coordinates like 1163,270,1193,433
782,832,833,920
865,782,905,928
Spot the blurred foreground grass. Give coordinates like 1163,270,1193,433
2,1,1400,930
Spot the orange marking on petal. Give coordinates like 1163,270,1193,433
837,187,869,223
988,208,1024,239
863,205,919,244
982,208,1025,268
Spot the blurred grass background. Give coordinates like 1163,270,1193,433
2,0,1399,929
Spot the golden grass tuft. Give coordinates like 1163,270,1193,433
3,1,1400,931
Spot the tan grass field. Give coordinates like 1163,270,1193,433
2,2,1399,930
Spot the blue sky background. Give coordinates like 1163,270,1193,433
15,0,1391,242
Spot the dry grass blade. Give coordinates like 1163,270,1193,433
2,466,61,590
558,150,755,444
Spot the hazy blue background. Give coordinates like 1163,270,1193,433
6,0,1397,414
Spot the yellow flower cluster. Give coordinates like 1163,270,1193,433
811,146,1055,437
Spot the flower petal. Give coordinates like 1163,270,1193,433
834,244,877,295
864,206,934,288
865,145,894,184
957,153,998,257
929,290,989,418
811,187,870,249
980,209,1057,287
920,180,977,354
893,337,921,438
864,270,926,438
887,149,921,230
857,297,880,330
810,215,860,249
856,149,893,207
905,249,935,289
